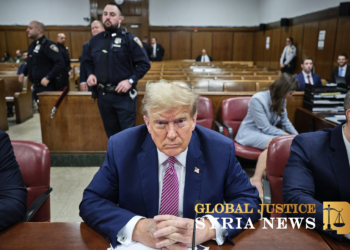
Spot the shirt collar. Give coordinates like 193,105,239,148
340,65,347,69
302,71,311,77
157,147,188,168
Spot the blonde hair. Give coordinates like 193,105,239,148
141,80,198,118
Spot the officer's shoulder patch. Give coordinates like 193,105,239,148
50,44,59,53
133,37,143,48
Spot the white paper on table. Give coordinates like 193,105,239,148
107,242,209,250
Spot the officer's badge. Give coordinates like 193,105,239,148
115,38,121,44
134,37,143,48
50,44,59,53
34,44,41,53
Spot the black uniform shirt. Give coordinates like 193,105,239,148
57,42,71,72
23,35,65,82
84,29,150,86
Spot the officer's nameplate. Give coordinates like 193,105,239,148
34,45,41,53
115,38,122,44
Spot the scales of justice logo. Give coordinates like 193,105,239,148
323,202,350,235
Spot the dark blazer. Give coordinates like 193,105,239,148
142,42,152,60
80,124,260,247
195,55,213,62
151,43,165,61
17,62,27,75
0,130,27,231
331,65,350,85
295,72,322,91
283,123,350,241
80,42,88,84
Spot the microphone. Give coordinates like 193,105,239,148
192,200,201,250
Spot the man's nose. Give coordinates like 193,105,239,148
167,123,177,140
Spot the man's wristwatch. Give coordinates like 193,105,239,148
45,75,50,80
128,78,134,85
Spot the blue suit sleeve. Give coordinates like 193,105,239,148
207,142,261,243
0,131,27,231
84,41,95,78
315,75,323,86
79,139,138,247
283,135,343,241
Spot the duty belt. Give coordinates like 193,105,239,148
97,83,127,96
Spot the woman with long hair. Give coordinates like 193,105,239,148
235,73,300,195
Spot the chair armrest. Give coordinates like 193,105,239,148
213,120,223,134
222,122,233,139
23,187,53,222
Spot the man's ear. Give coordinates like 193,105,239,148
144,116,150,132
192,115,197,131
346,109,350,123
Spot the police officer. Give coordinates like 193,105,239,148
85,3,150,138
280,37,297,74
18,21,65,102
80,20,105,91
56,33,71,90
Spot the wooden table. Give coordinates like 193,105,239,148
0,221,337,250
294,107,338,133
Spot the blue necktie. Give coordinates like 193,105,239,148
339,68,343,77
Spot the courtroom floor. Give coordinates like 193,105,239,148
5,114,255,222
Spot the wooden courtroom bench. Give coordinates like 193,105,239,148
0,79,8,131
256,81,274,91
37,91,304,153
224,81,257,92
0,71,17,75
3,76,33,124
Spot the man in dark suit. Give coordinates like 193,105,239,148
80,20,104,91
142,37,152,60
331,53,350,85
80,80,260,249
150,37,164,61
196,49,212,62
56,33,71,90
283,90,350,241
0,130,27,231
295,57,322,91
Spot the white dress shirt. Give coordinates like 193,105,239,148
339,65,347,77
152,44,157,58
302,71,314,85
341,125,350,240
280,45,296,65
116,148,227,246
201,55,210,62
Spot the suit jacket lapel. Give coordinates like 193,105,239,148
328,124,350,202
183,131,205,219
137,133,159,218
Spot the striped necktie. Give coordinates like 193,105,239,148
160,156,179,216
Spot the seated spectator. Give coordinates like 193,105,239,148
331,53,350,85
17,50,28,75
0,130,27,231
1,52,13,63
196,49,212,62
283,90,350,241
14,50,24,63
295,57,322,91
235,73,299,195
80,80,260,249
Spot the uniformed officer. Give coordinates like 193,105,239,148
80,20,105,92
280,37,297,74
56,33,72,90
18,21,65,102
85,3,150,138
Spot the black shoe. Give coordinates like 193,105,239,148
7,113,14,118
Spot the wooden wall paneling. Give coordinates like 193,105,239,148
191,32,213,60
263,30,272,68
149,32,171,60
254,31,265,67
233,32,254,61
301,22,319,62
70,31,91,59
314,19,338,80
170,32,191,60
0,31,7,58
5,31,29,58
270,28,281,69
212,32,233,61
48,31,72,58
291,24,304,72
141,0,149,39
333,17,350,68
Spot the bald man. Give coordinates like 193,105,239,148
196,49,212,62
19,21,65,102
56,33,71,90
80,20,105,91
